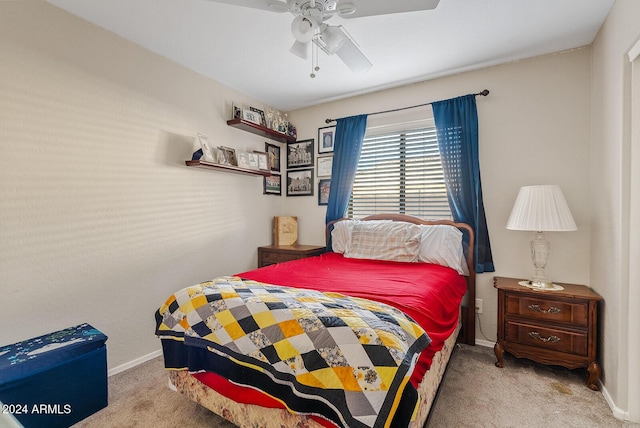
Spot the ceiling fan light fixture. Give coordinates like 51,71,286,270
337,2,356,16
319,25,347,54
291,15,318,43
289,40,310,59
267,1,289,13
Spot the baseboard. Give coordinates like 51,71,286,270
475,338,495,348
600,382,632,422
108,349,163,377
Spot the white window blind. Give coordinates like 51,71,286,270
348,126,452,219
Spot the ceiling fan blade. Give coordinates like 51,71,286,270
314,25,371,73
338,0,440,19
204,0,288,13
335,38,372,73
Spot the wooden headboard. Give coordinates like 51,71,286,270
326,214,476,346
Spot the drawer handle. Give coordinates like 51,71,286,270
528,304,561,314
528,332,561,343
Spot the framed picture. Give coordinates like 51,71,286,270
254,151,269,171
287,139,314,169
237,151,251,169
250,107,266,126
218,146,237,166
264,174,281,195
242,109,262,126
265,142,281,172
215,148,227,164
197,133,216,162
318,179,331,205
317,155,333,177
286,169,314,197
232,103,242,119
318,126,336,154
248,152,260,169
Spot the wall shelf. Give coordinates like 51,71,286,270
227,118,296,144
185,159,271,177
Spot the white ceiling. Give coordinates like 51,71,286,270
47,0,614,111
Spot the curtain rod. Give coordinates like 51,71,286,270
324,89,490,124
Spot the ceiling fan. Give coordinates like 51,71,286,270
206,0,440,77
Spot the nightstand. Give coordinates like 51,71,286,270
493,276,602,390
257,244,326,268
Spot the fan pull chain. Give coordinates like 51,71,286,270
311,35,319,78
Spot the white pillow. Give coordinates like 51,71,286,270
330,220,354,254
344,221,421,262
418,225,467,275
330,220,391,253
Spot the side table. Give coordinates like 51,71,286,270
257,244,326,268
494,276,602,390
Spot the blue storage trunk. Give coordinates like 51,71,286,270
0,324,108,428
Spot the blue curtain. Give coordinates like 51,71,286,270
432,95,494,273
325,114,368,227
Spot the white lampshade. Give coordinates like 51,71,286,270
291,16,317,43
506,185,577,232
289,41,309,59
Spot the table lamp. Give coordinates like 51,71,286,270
506,185,577,289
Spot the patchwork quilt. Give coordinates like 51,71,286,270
155,276,431,428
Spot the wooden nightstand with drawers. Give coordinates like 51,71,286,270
257,244,326,268
493,276,602,390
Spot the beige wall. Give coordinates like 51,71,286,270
590,0,640,421
289,48,592,351
0,2,285,369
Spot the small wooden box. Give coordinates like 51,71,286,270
273,216,298,246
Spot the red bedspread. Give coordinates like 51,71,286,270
188,253,466,426
237,252,467,383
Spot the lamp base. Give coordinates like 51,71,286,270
518,280,564,291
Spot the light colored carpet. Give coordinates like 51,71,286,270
73,344,638,428
428,344,638,428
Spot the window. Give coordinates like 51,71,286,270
348,124,452,219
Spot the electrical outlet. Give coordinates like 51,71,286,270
475,298,483,314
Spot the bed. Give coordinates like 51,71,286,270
155,214,476,428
